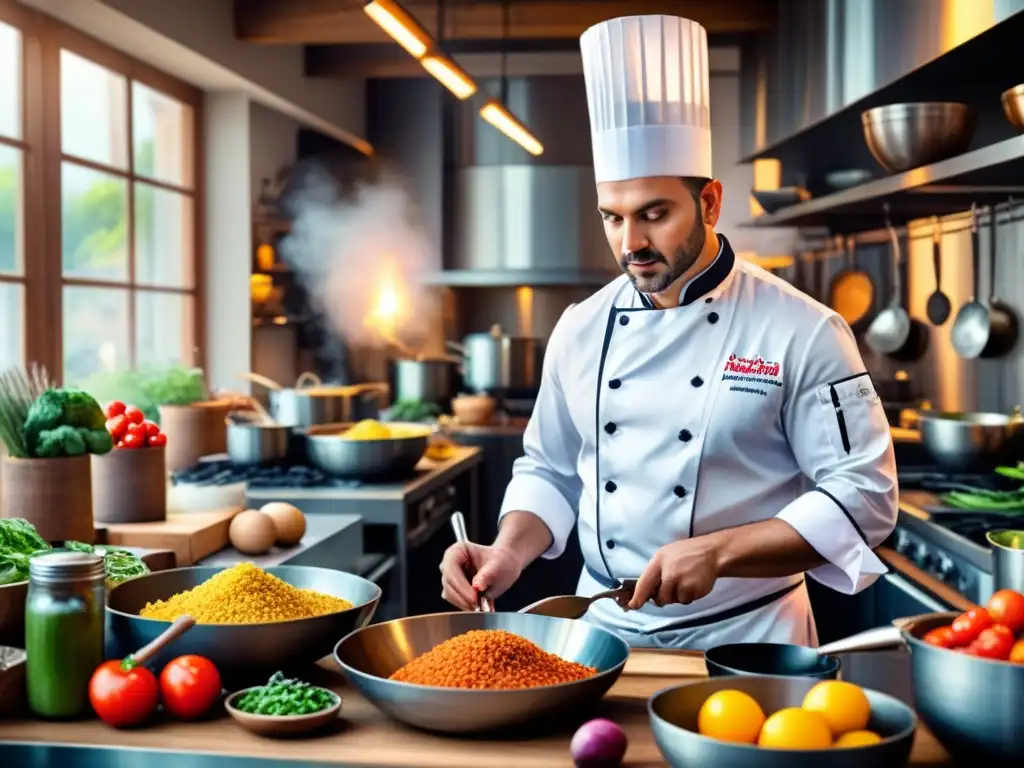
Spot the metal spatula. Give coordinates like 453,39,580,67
518,579,639,619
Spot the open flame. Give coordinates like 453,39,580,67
363,259,416,358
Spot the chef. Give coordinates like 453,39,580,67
440,15,898,649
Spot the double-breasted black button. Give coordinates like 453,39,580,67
619,315,630,326
604,422,617,434
705,297,713,304
707,312,719,324
605,480,617,493
606,539,616,549
674,485,687,498
691,376,704,388
678,429,692,442
608,378,621,389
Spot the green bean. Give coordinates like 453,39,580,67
233,671,337,716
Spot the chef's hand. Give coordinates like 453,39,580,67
628,537,720,610
440,542,522,611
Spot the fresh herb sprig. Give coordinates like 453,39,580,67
233,671,338,716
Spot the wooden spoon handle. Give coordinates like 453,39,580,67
132,615,196,666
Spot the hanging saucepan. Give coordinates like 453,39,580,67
865,219,929,360
828,235,876,333
951,204,1019,358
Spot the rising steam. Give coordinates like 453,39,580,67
278,163,435,357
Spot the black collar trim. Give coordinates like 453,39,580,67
636,234,736,309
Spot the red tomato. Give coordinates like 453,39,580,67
106,414,129,441
122,430,146,449
969,625,1016,661
105,400,126,419
159,655,221,720
1010,640,1024,664
923,626,958,648
141,420,161,438
147,433,168,448
950,608,992,646
123,405,145,425
89,659,159,728
986,589,1024,634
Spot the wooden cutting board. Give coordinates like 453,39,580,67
95,507,241,566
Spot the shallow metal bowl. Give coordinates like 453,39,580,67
751,187,810,214
917,410,1022,471
333,611,630,734
107,566,380,687
704,642,841,680
304,422,430,480
650,675,916,768
861,102,975,173
1002,84,1024,131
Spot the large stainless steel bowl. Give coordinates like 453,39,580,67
333,611,630,734
918,410,1023,471
304,422,429,479
107,566,380,687
861,102,976,173
649,675,916,768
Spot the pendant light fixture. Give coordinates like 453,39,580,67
478,0,544,156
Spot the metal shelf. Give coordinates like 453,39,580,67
739,135,1024,234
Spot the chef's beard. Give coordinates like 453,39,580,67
619,219,707,295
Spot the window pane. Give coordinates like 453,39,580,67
133,82,193,188
0,282,24,370
135,291,193,368
0,146,22,275
63,286,130,383
134,183,193,288
62,163,128,280
60,49,128,169
0,23,20,140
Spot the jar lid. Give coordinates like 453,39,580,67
29,551,105,583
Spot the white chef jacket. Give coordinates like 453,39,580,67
498,234,898,650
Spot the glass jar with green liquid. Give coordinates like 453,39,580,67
25,551,105,718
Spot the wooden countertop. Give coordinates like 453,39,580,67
0,651,953,766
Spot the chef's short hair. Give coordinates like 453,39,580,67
679,177,711,202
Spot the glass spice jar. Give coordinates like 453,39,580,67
25,551,106,719
425,415,458,461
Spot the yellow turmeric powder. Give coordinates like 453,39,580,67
138,562,353,624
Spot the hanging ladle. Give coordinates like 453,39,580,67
925,217,952,325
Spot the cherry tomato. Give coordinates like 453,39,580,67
950,608,992,646
122,430,146,449
123,405,145,425
106,414,129,441
1010,640,1024,664
141,420,161,439
89,658,159,728
105,400,126,419
923,626,958,648
147,432,168,448
159,655,221,720
969,625,1016,661
986,589,1024,634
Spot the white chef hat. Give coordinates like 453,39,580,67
580,15,712,184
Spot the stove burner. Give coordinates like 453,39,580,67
924,512,1019,548
172,460,362,489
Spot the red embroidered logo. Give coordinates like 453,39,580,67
724,355,781,378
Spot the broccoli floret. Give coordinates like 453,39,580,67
25,389,112,457
35,425,87,458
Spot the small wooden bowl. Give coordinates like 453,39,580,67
224,687,341,738
451,394,496,426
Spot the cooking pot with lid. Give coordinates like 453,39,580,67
447,325,545,396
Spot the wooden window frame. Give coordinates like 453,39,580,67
0,0,205,382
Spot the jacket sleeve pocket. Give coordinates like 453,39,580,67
815,373,888,460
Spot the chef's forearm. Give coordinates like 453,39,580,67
708,518,826,578
494,510,554,570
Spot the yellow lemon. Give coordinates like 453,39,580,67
696,689,766,744
757,707,833,750
834,730,883,748
801,680,872,737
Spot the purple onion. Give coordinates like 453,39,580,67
570,718,628,767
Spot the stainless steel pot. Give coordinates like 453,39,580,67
390,358,459,407
269,383,385,427
918,407,1024,471
987,529,1024,593
226,422,292,465
448,325,545,395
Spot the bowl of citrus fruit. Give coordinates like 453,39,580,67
649,676,916,767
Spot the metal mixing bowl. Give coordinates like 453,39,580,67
1002,84,1024,131
333,611,630,734
861,102,976,173
304,422,429,479
649,675,916,768
918,410,1023,471
107,566,380,687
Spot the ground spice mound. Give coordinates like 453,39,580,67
138,562,353,624
388,629,598,689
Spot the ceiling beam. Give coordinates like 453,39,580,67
235,0,777,45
